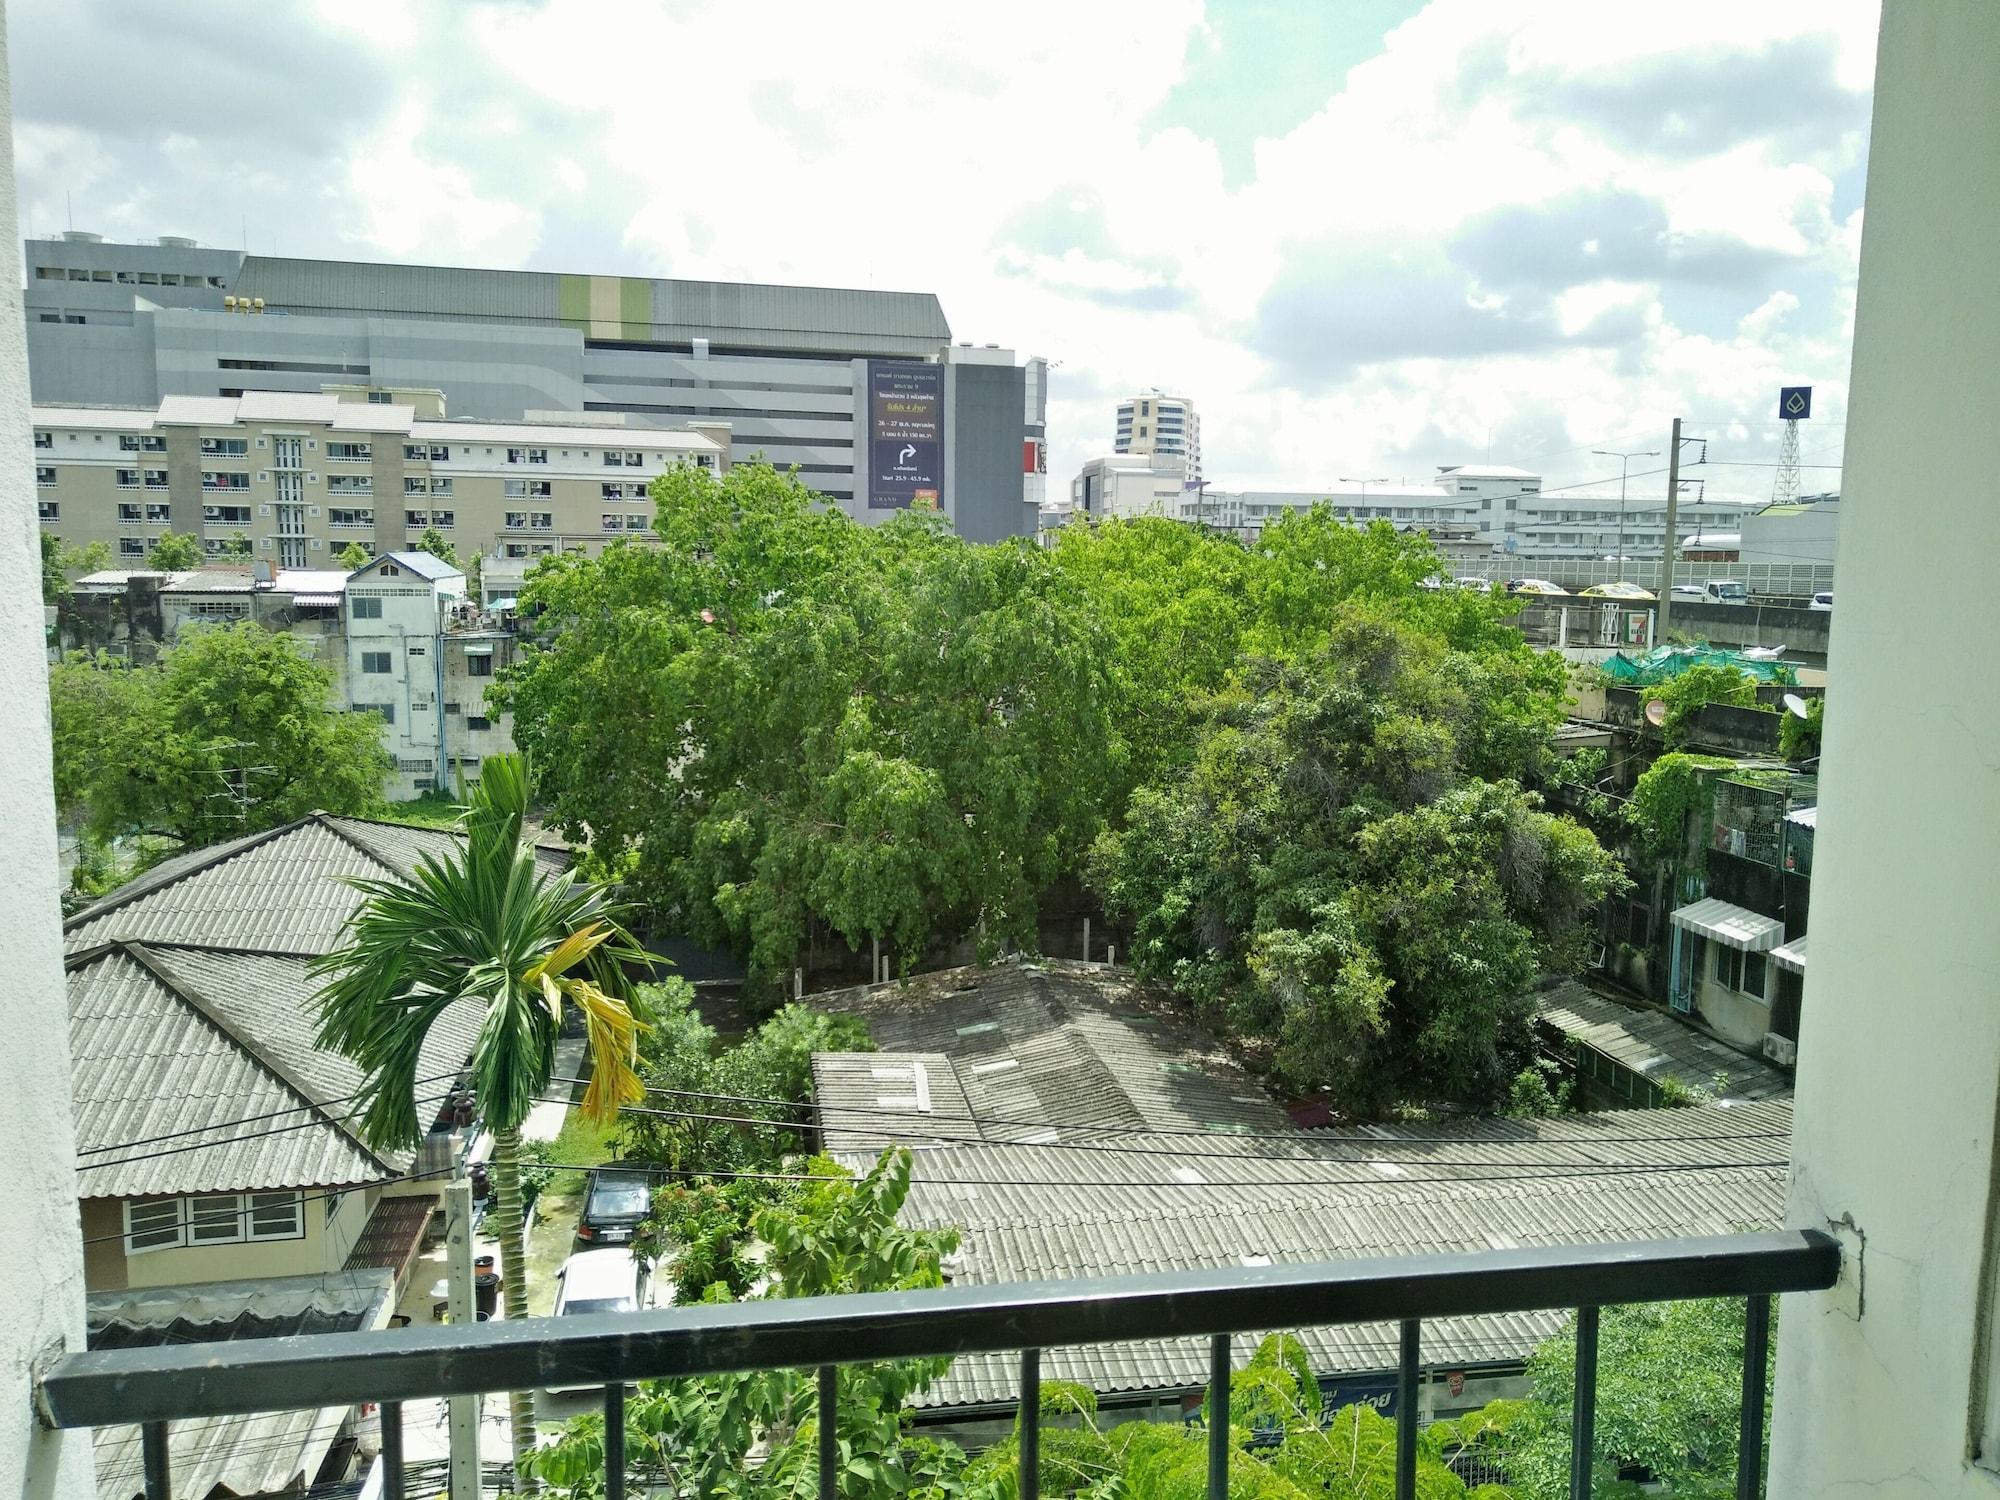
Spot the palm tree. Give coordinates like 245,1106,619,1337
312,753,649,1466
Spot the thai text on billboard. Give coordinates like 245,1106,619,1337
869,362,943,510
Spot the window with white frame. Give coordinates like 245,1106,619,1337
527,448,548,464
505,511,528,529
36,465,56,487
327,441,372,462
117,502,143,522
1714,945,1743,991
326,474,373,495
430,509,454,528
116,468,140,488
38,499,58,520
601,482,626,501
146,504,171,523
404,444,428,462
351,596,383,620
602,513,622,531
625,514,648,530
35,429,52,449
527,480,551,498
122,1191,303,1253
202,471,250,491
426,444,449,461
530,511,552,529
406,477,429,496
406,510,428,528
504,479,528,499
200,437,249,458
118,537,145,557
144,469,169,489
429,477,452,498
329,508,374,528
203,505,251,525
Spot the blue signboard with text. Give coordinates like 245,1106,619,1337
1778,386,1812,420
868,362,944,510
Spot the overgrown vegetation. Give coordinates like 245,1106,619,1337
502,463,1612,1120
1779,693,1823,762
1651,663,1767,748
1625,753,1736,862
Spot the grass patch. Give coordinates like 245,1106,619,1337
366,790,465,829
521,1103,623,1314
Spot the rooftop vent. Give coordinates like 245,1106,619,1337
156,235,198,249
61,230,103,244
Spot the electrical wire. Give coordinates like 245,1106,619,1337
75,1071,466,1159
76,1166,459,1249
547,1078,1789,1151
77,1088,461,1174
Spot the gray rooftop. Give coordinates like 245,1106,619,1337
808,960,1292,1150
375,550,463,583
1536,981,1792,1102
837,1098,1790,1408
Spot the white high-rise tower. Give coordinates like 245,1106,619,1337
1115,392,1201,481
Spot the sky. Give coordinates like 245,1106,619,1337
11,0,1878,507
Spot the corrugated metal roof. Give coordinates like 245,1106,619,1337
810,961,1291,1148
32,405,157,430
1536,982,1791,1101
845,1099,1789,1408
88,1272,388,1500
160,570,256,594
376,550,462,582
1786,806,1817,830
1771,936,1810,974
155,395,245,427
271,569,350,594
66,943,482,1195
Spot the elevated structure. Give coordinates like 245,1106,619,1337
1114,392,1200,481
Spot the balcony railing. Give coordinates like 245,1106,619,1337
37,1228,1837,1500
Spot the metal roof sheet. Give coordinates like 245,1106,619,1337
376,550,463,582
852,1099,1788,1408
1786,806,1818,830
1669,897,1785,952
1771,936,1810,974
155,395,246,427
32,405,158,430
88,1272,388,1500
810,961,1290,1149
1535,982,1791,1101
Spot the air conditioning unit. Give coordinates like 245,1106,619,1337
1761,1032,1797,1067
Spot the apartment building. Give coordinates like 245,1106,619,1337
32,390,726,568
1114,392,1201,481
24,234,1049,540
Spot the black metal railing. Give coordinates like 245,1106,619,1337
38,1228,1838,1500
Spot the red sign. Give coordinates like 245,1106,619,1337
1023,439,1045,474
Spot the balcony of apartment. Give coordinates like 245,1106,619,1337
36,1228,1835,1500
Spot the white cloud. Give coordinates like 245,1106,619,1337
333,105,543,266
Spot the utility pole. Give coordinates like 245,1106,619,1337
1592,448,1658,585
1657,418,1683,641
444,1180,480,1500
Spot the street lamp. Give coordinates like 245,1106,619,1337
1592,449,1659,584
1339,477,1392,524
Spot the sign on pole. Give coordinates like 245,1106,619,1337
1778,386,1812,420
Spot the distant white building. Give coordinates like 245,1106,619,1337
1739,492,1838,568
1114,393,1200,481
1069,454,1191,521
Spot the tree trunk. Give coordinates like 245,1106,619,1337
490,1124,539,1478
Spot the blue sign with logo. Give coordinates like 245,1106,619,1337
1778,386,1812,421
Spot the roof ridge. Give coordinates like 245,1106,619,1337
115,940,398,1178
61,816,322,933
308,810,447,877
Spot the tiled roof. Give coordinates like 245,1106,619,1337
842,1099,1790,1408
809,960,1291,1149
1536,982,1791,1102
66,942,480,1196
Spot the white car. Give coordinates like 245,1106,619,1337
1669,583,1708,600
1809,591,1834,612
1504,578,1569,597
544,1248,660,1400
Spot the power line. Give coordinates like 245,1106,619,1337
75,1071,465,1159
77,1087,460,1174
76,1166,458,1249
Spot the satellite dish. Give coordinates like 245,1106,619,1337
1782,693,1811,719
1645,700,1668,727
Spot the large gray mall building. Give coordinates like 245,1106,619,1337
24,232,1047,542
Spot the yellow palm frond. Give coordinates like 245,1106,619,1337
522,922,612,985
538,972,564,1026
565,977,647,1124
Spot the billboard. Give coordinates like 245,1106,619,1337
1778,386,1812,420
868,362,944,510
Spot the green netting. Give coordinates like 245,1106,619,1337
1600,643,1799,686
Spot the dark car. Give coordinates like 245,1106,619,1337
576,1166,655,1246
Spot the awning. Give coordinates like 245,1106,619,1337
1786,806,1817,830
1772,935,1810,974
461,643,495,655
487,596,519,610
1670,897,1784,951
291,592,342,607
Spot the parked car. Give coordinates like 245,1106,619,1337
545,1248,658,1400
576,1166,655,1246
1503,578,1569,597
1453,575,1492,591
1579,581,1656,601
1698,579,1749,603
1809,591,1834,612
1669,583,1708,600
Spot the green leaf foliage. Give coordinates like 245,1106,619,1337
1092,609,1623,1115
1653,663,1765,748
336,541,372,570
42,534,111,603
412,525,460,568
500,462,1117,993
1624,753,1736,863
145,530,203,570
48,622,390,846
1778,693,1822,762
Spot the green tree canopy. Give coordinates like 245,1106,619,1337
501,462,1116,992
146,530,202,570
412,525,459,568
336,541,372,570
1092,608,1622,1114
49,622,389,845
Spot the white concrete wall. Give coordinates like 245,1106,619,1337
0,2,99,1489
1770,6,2000,1495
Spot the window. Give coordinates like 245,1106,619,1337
199,437,249,457
119,537,145,558
625,515,648,530
404,444,427,462
527,480,551,498
327,441,372,462
249,1192,303,1240
406,477,428,496
430,477,452,498
124,1198,185,1253
406,510,428,528
38,500,58,521
528,448,548,464
431,509,454,528
504,543,528,558
329,508,374,528
355,702,395,724
368,390,393,404
35,465,55,488
530,511,552,529
118,502,144,522
34,430,52,449
444,701,461,715
506,447,532,464
142,434,166,453
602,482,626,501
505,510,528,529
466,655,494,678
603,513,622,530
427,444,449,461
361,651,392,674
202,471,250,490
145,503,170,524
326,474,373,495
116,469,140,488
1742,951,1768,1001
352,596,383,619
145,470,169,489
188,1194,242,1245
504,479,528,499
1714,945,1743,991
203,505,251,525
467,715,492,731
